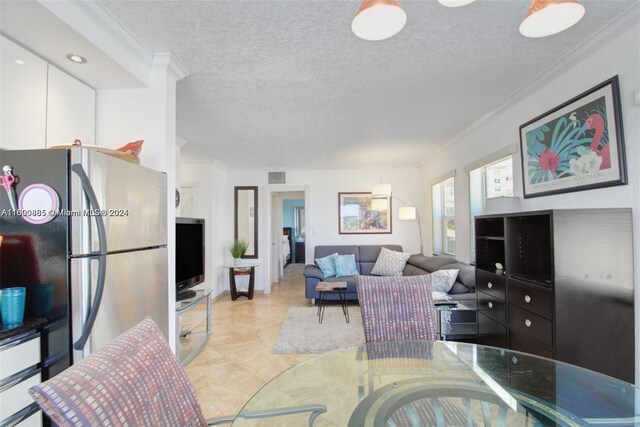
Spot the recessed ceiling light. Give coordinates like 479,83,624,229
66,53,87,64
14,59,25,65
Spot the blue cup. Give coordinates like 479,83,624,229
1,287,26,326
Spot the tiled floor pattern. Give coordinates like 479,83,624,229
184,264,314,420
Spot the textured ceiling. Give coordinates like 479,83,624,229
103,0,638,169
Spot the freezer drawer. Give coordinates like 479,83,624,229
70,148,167,254
71,247,168,361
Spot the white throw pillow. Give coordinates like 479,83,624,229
371,247,411,276
429,269,459,293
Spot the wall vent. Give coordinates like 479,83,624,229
268,171,286,184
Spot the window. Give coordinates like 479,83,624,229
469,156,513,258
432,177,455,255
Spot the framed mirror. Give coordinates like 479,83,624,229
234,186,258,258
294,206,305,241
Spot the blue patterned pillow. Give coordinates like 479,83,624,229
315,253,338,278
335,254,359,277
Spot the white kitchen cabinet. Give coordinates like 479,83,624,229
46,65,95,147
0,36,48,150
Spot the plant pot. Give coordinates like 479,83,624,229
234,258,242,266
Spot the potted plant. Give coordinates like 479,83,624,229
230,239,249,265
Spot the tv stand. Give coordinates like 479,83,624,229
176,289,197,301
175,287,212,365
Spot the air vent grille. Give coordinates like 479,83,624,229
268,172,286,184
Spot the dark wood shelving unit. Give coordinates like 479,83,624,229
474,208,634,383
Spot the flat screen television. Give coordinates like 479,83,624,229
176,217,205,300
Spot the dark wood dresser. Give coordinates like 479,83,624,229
474,209,634,383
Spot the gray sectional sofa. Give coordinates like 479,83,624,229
303,244,475,301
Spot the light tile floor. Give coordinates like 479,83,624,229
184,264,314,419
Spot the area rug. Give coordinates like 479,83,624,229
272,306,365,354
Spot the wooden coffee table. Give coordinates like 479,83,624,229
316,281,349,324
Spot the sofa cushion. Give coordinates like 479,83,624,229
429,269,459,293
437,262,475,290
335,254,359,277
359,245,403,275
315,253,338,278
449,282,472,294
371,247,411,276
406,254,458,272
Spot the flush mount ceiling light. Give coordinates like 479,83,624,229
437,0,476,7
352,0,407,41
519,0,586,38
66,53,87,64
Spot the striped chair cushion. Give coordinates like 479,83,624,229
357,275,437,342
29,318,207,427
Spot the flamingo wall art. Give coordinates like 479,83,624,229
519,76,626,199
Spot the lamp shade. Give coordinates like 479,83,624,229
371,198,388,211
352,0,407,41
371,183,392,197
437,0,476,7
399,206,417,220
519,0,585,38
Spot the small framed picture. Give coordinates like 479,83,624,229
338,192,391,234
520,76,627,198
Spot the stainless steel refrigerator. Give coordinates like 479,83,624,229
0,147,168,380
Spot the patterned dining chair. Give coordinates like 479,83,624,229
29,317,326,427
355,276,504,426
356,274,438,342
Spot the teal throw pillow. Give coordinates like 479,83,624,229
335,254,359,277
315,253,338,278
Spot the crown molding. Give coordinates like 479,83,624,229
181,157,228,170
38,0,155,85
421,2,640,168
152,53,189,81
175,135,190,148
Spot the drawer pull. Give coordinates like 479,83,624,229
512,356,518,364
524,295,531,303
525,319,532,327
487,282,493,289
488,302,493,309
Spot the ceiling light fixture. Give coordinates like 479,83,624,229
352,0,407,41
519,0,586,38
66,53,87,64
437,0,476,7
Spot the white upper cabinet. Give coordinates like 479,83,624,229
0,36,48,150
46,65,96,147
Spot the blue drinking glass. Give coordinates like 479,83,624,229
1,287,26,326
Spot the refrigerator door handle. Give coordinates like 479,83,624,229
71,163,108,351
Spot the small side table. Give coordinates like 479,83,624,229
224,261,260,300
316,281,349,324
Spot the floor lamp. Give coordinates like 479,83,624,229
398,203,423,255
371,186,423,254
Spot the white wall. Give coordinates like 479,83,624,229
180,159,227,297
219,167,422,295
420,23,640,381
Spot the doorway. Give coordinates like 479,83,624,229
268,187,309,287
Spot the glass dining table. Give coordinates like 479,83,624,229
231,341,639,426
